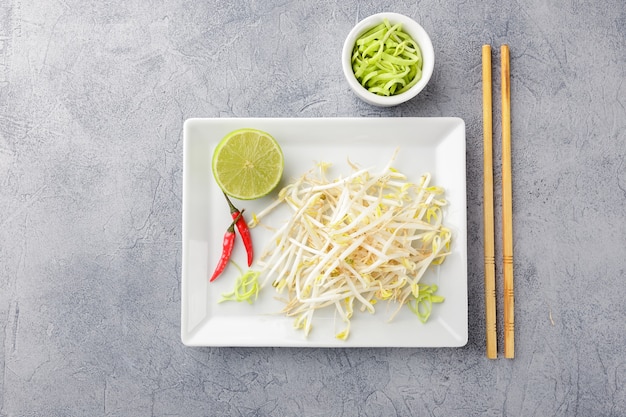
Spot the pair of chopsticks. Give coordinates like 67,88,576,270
482,45,514,359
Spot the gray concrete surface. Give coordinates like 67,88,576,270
1,0,625,415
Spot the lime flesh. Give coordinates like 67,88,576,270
212,128,284,200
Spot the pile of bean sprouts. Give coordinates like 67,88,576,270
250,157,450,339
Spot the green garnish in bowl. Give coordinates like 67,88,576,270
351,18,423,97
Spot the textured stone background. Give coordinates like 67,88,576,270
1,0,625,415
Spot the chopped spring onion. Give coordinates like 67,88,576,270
407,283,445,323
219,262,260,304
252,155,451,339
351,18,423,96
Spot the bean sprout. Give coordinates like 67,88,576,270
252,156,450,339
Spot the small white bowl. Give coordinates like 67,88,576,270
342,12,434,107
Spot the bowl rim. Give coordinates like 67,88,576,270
342,12,435,107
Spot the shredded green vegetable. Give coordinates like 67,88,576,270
219,262,260,304
407,283,445,323
251,153,450,340
351,18,423,96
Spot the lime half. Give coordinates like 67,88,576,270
212,128,284,200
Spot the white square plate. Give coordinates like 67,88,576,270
182,118,467,347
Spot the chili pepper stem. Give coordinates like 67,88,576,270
223,192,254,267
226,210,244,232
223,192,239,215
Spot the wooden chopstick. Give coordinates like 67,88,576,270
501,44,515,359
482,45,497,359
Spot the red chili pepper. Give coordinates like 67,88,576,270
223,193,254,267
209,211,244,282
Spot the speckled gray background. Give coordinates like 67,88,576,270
1,0,625,415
